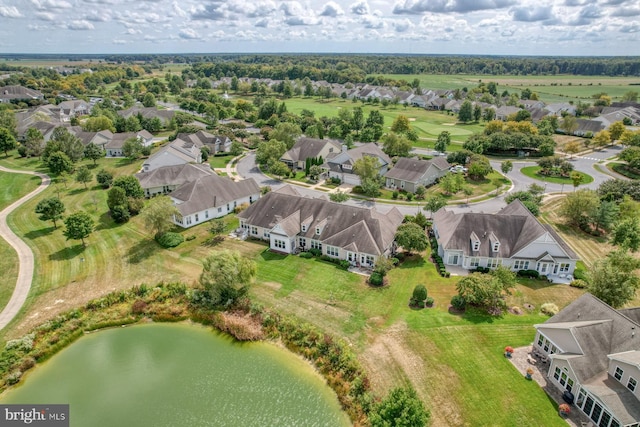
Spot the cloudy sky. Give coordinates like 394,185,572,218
0,0,638,55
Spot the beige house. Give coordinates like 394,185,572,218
280,137,342,170
385,157,450,193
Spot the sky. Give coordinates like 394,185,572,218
0,0,639,56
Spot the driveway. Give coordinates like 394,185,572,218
0,166,50,331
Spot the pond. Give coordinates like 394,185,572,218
0,323,350,427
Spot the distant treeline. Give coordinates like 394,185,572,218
2,53,640,81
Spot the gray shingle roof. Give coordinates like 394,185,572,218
135,163,213,189
170,175,260,216
237,187,403,256
282,137,342,163
384,157,450,183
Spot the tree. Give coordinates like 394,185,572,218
122,137,143,162
608,121,626,142
62,211,95,247
141,195,180,238
369,387,430,427
560,116,578,135
563,140,581,158
0,127,17,156
46,151,74,175
268,160,291,179
382,132,411,157
0,110,17,136
423,194,447,218
35,197,65,229
113,175,145,199
229,141,243,156
467,155,492,180
354,156,383,197
308,164,323,181
107,186,130,223
587,249,640,308
410,285,428,307
491,177,503,195
142,92,156,107
269,122,302,149
501,160,513,175
611,217,640,252
434,131,451,153
619,146,640,171
455,267,515,313
199,250,257,307
329,190,349,203
592,130,611,150
390,115,411,134
394,222,429,255
22,128,44,158
96,169,113,189
84,142,104,165
75,166,93,189
560,189,600,230
473,104,482,122
591,200,619,233
458,100,473,123
620,130,640,147
255,139,287,167
83,116,115,132
439,173,465,195
51,127,84,162
482,108,496,122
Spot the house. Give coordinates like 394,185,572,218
176,130,232,154
237,186,404,266
326,143,391,185
573,119,605,137
0,85,44,104
141,138,202,172
135,163,214,197
280,137,342,170
493,106,522,121
432,199,579,281
105,131,153,157
170,174,260,228
118,106,175,125
385,157,450,192
545,102,577,117
68,127,113,148
533,293,640,427
58,100,91,121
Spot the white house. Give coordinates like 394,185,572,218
135,163,214,197
237,186,403,267
105,131,153,157
142,138,202,172
432,200,579,281
170,174,260,228
326,143,391,186
533,294,640,427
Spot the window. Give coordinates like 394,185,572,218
492,242,500,252
487,258,502,268
591,403,602,424
273,239,286,250
400,181,405,189
559,263,570,273
195,213,199,222
599,411,611,427
263,231,270,238
567,378,574,393
205,210,209,219
342,164,352,170
302,225,307,232
227,203,230,211
315,227,321,235
365,255,374,266
186,216,192,225
554,367,560,381
614,367,624,381
299,237,306,247
537,334,544,347
469,257,479,267
218,207,222,213
628,377,637,392
251,226,258,236
610,419,621,427
311,241,322,250
514,260,529,270
327,246,339,257
472,240,480,251
583,397,594,418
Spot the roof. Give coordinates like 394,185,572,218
170,175,260,216
582,372,640,425
135,163,213,189
433,199,578,260
105,132,137,149
327,143,391,168
384,157,450,183
0,85,43,100
281,137,342,163
237,187,403,256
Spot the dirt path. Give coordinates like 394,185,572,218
0,166,50,331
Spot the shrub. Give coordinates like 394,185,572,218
6,370,22,385
516,269,539,279
299,252,313,259
573,267,588,281
186,235,196,241
110,204,130,223
425,296,435,306
369,272,384,286
451,295,466,310
392,191,399,199
339,260,350,270
540,303,559,316
570,279,588,289
131,299,148,314
156,232,184,248
308,248,322,257
234,203,249,213
410,285,428,307
406,193,414,201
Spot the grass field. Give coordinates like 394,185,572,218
377,74,640,104
520,166,594,186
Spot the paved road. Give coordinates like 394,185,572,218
0,166,50,331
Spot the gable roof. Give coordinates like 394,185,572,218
281,137,342,163
170,175,260,216
433,199,578,260
135,163,213,189
385,157,450,183
328,143,391,167
237,188,403,256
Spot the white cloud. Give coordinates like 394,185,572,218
36,12,56,21
0,6,22,18
393,18,413,32
31,0,72,10
319,1,345,17
67,20,95,30
350,1,370,15
393,0,516,15
112,39,128,44
172,1,188,18
179,28,200,39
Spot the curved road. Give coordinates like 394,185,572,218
0,166,50,331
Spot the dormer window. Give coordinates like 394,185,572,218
493,242,500,252
315,227,321,235
472,241,480,251
302,225,307,232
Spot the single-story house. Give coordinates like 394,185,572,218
534,293,640,427
170,174,260,228
118,106,175,124
141,137,202,172
58,100,91,121
432,199,579,281
280,137,342,170
237,186,404,267
176,130,232,154
135,163,214,197
105,130,153,157
385,157,450,192
326,143,391,186
0,85,44,103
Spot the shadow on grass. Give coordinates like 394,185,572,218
460,306,503,324
95,211,119,231
260,249,288,261
49,244,86,261
68,187,88,196
127,239,158,264
24,226,57,240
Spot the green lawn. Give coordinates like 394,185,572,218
520,166,594,185
209,154,234,169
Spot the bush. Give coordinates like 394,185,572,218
410,285,428,307
425,296,435,306
473,267,490,274
540,303,559,316
570,279,588,289
308,248,322,257
451,295,466,310
339,260,350,270
186,235,196,241
516,269,540,279
299,252,313,259
406,193,414,201
156,232,184,248
392,191,399,199
131,299,148,314
573,267,588,281
110,204,130,223
369,272,384,286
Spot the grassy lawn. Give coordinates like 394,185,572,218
520,166,594,186
209,154,234,169
609,162,640,179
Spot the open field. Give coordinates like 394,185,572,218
377,74,640,104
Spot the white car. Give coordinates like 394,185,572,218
449,165,468,173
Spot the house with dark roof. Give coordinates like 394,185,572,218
280,137,342,170
175,130,231,154
105,130,153,157
118,106,175,124
0,85,44,104
573,119,605,137
135,163,214,197
58,100,91,122
237,186,404,266
326,143,391,186
385,157,450,193
170,174,260,228
534,294,640,427
432,200,579,281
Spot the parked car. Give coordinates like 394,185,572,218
449,165,468,173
